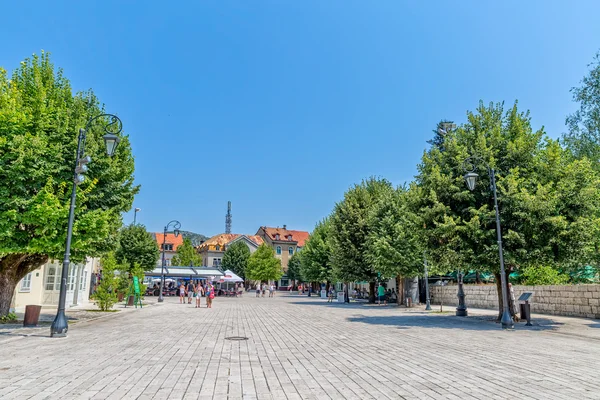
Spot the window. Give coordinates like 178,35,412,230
275,234,280,240
288,235,293,241
165,259,171,267
67,265,77,291
276,246,282,255
46,265,58,291
212,258,222,267
20,273,32,292
216,245,220,251
161,244,173,251
288,247,293,255
80,271,87,291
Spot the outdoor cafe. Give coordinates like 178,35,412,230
144,266,225,296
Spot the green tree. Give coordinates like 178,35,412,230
415,101,600,319
115,224,159,273
246,244,283,283
563,50,600,166
171,238,202,266
299,218,332,284
365,186,423,281
330,177,393,302
222,241,251,278
94,253,119,311
286,252,302,288
0,52,138,317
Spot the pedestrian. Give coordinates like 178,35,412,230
269,283,275,298
256,283,261,297
195,282,204,308
377,283,387,306
206,284,215,308
262,283,267,298
179,282,186,303
187,281,195,304
328,285,335,303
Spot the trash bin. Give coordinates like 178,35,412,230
23,305,42,327
127,295,134,306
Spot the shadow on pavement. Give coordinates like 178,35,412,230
345,314,564,331
288,300,382,309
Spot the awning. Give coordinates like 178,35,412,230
222,270,243,282
147,266,224,278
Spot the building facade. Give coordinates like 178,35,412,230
196,233,264,268
255,225,309,287
152,232,184,267
11,258,99,313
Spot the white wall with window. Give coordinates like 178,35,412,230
11,257,97,313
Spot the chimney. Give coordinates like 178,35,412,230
283,224,287,230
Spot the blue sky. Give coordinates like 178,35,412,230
2,1,600,236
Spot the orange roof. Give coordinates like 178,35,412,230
198,233,264,250
261,227,310,247
153,232,184,251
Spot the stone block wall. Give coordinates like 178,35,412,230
429,284,600,319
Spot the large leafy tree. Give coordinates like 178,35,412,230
415,101,600,319
365,186,423,281
299,218,332,284
563,50,600,166
246,244,282,283
330,177,393,302
171,238,202,266
115,224,159,273
222,241,251,278
0,53,137,316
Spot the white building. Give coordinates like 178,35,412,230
11,258,99,313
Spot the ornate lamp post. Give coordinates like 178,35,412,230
462,156,514,329
456,269,467,316
158,220,181,302
50,114,122,337
424,252,432,311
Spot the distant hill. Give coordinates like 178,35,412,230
179,231,209,246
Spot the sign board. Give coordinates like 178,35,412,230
133,276,140,295
518,292,534,302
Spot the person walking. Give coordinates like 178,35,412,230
179,282,186,304
187,281,195,304
269,283,275,298
256,283,261,297
328,285,335,303
195,282,204,308
377,283,387,306
262,283,267,298
206,283,215,308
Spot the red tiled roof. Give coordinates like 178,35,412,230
261,227,310,247
198,233,264,250
153,232,184,251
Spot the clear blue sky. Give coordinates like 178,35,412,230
2,1,600,236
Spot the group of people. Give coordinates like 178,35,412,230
351,285,398,304
178,281,215,308
254,283,276,297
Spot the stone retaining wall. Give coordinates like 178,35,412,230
430,284,600,319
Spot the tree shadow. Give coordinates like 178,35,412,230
289,300,382,309
345,314,564,331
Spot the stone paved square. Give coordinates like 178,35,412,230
1,295,599,399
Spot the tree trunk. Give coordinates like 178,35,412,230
368,281,375,303
475,271,481,284
0,254,49,317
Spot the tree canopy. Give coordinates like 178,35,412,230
222,241,251,279
286,252,302,284
246,244,282,283
171,238,202,266
115,224,159,273
299,218,333,283
0,52,138,316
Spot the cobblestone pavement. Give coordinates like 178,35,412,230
1,295,599,400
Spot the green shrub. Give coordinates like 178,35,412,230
0,312,17,323
95,252,119,311
521,265,570,286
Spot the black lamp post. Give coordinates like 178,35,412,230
133,208,141,225
424,252,432,311
158,220,181,303
50,114,122,337
456,269,467,316
463,156,514,329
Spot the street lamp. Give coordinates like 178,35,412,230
51,114,122,337
456,269,467,316
462,156,514,329
158,220,181,303
423,252,432,311
133,208,141,225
